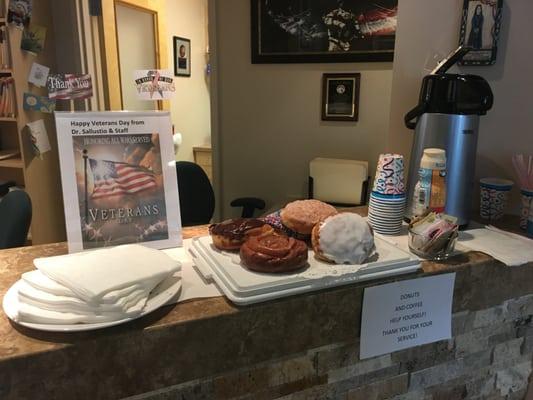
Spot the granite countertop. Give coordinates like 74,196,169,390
0,225,236,347
1,221,532,399
0,225,499,359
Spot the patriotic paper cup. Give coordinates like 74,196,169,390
372,154,405,195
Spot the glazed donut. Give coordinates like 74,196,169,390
209,219,273,251
280,200,337,238
240,233,308,273
312,213,375,264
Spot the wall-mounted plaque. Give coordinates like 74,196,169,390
322,73,360,122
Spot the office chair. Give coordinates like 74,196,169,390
0,190,32,249
176,162,215,227
175,162,265,226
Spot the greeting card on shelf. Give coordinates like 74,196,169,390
21,23,46,54
23,92,56,113
27,119,51,159
28,62,50,87
7,0,32,29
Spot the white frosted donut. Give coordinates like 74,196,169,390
312,213,375,264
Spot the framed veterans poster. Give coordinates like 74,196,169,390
322,73,360,121
55,111,182,253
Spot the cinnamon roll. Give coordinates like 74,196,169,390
240,233,308,273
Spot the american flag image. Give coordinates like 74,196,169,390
47,73,93,100
89,159,156,199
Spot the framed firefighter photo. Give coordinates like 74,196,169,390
322,73,360,121
54,111,182,253
251,0,397,64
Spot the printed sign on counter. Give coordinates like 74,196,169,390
54,111,182,253
360,273,456,359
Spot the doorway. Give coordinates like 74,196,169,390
101,0,168,111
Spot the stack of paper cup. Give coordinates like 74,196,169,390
368,154,406,235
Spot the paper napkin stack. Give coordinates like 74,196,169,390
15,245,181,324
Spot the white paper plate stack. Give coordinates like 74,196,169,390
3,244,182,332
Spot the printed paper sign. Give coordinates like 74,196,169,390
28,62,50,87
47,74,93,100
27,119,51,159
23,92,56,113
360,273,456,359
7,0,32,29
134,70,175,100
21,24,46,54
54,111,182,253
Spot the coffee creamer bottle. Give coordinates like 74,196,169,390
411,148,447,217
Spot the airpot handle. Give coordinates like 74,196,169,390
404,103,426,130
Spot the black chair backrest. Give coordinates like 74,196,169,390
175,161,215,227
0,190,32,249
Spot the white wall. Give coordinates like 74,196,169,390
212,0,393,218
166,0,211,161
388,0,532,214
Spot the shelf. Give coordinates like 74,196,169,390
0,157,23,169
0,69,12,74
0,117,17,122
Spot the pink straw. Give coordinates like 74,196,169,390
513,154,533,190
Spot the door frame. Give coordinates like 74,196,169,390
101,0,169,111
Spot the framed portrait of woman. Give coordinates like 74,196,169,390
458,0,503,66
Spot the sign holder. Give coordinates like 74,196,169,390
54,111,182,253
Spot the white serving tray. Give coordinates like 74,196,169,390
189,236,420,305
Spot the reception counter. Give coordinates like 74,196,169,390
1,224,533,399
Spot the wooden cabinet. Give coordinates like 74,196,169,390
193,146,212,181
0,3,66,244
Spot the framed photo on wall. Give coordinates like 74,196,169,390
458,0,503,66
173,36,191,77
322,73,360,122
251,0,398,64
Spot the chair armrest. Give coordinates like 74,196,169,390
230,197,266,218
